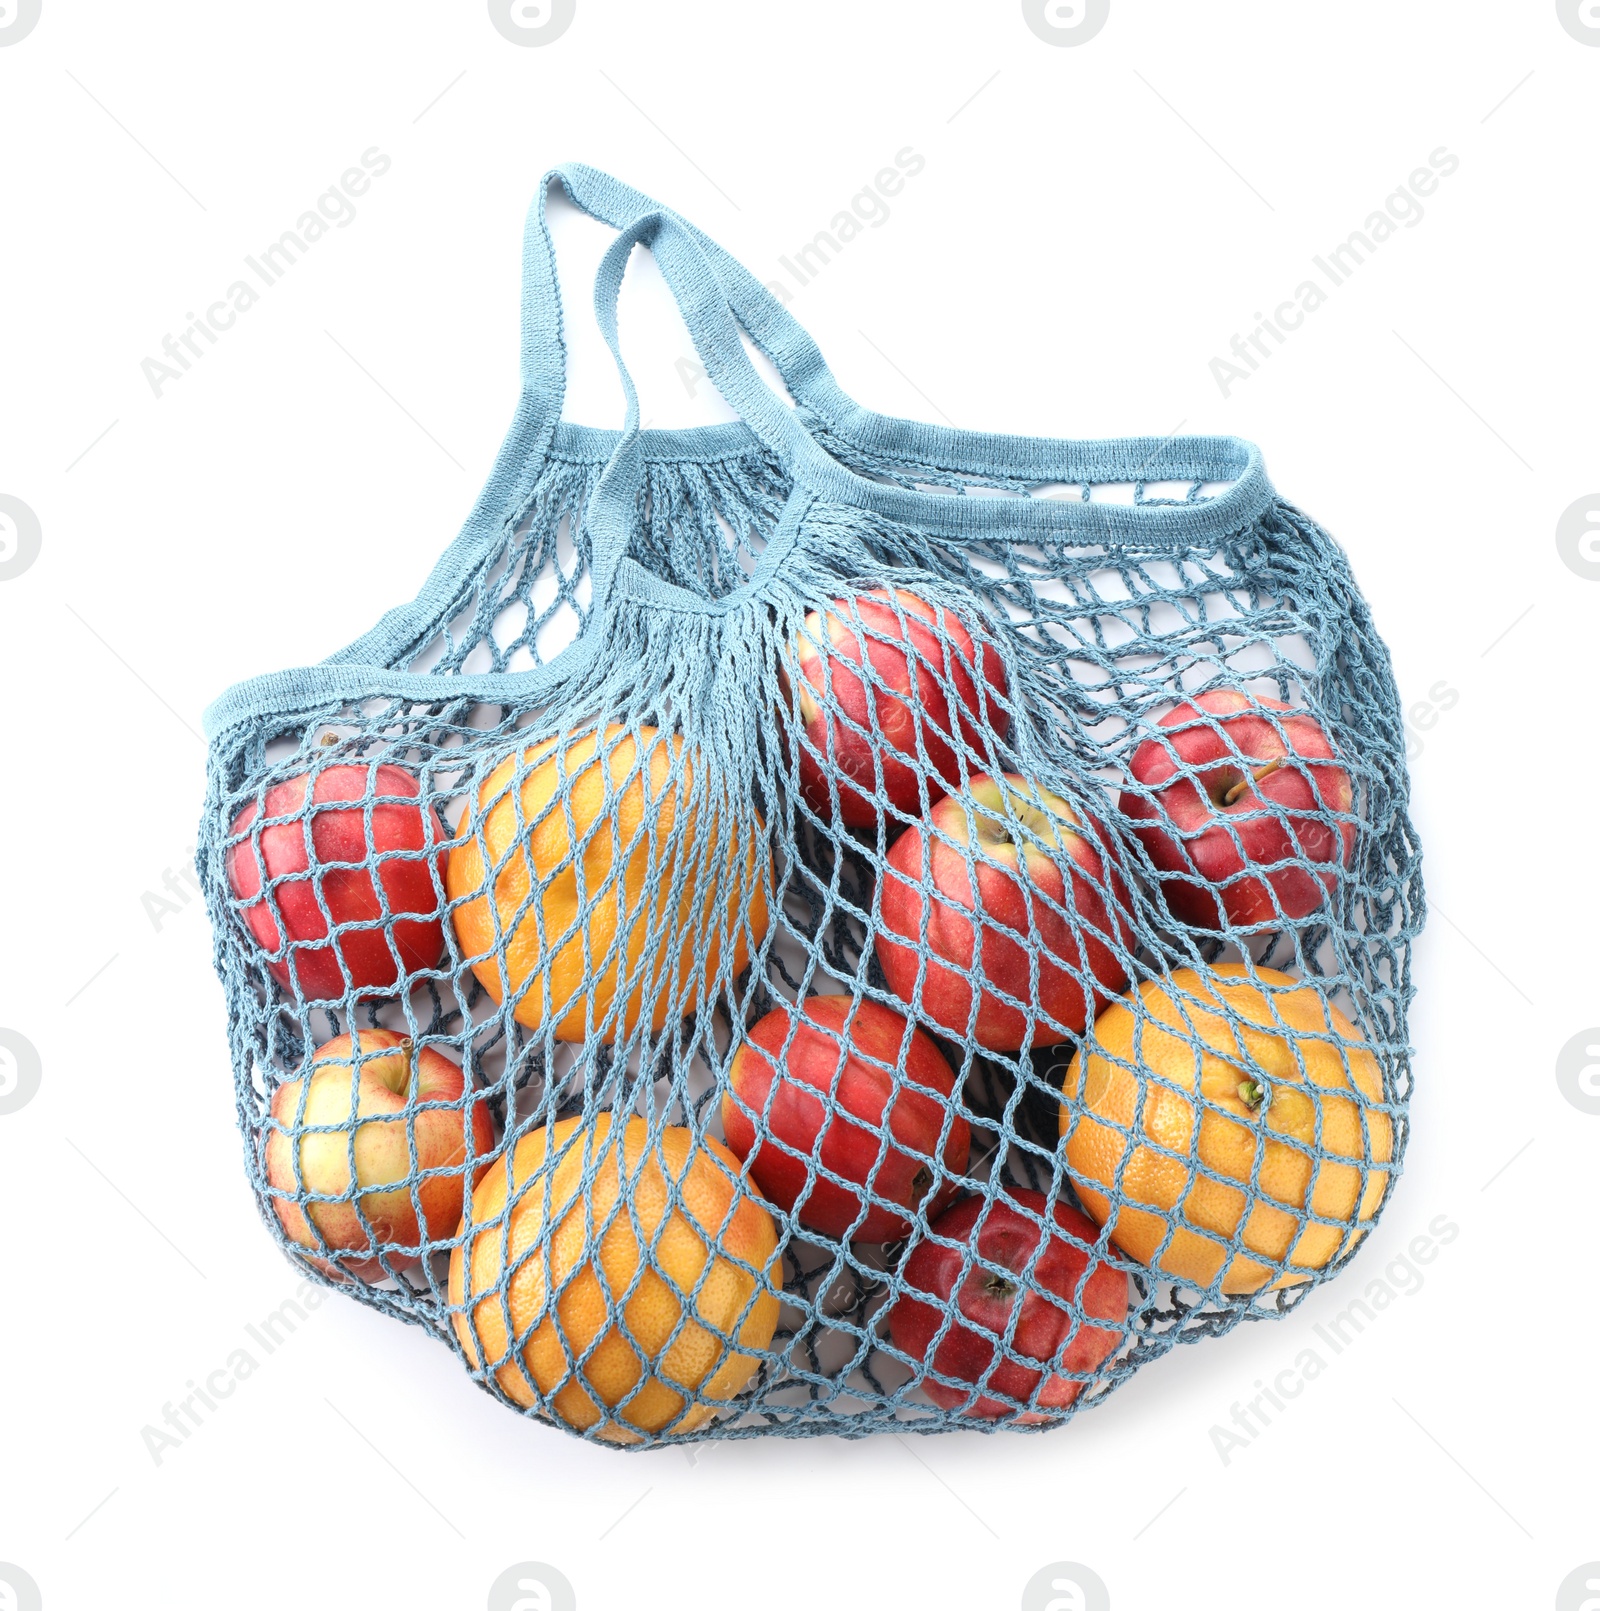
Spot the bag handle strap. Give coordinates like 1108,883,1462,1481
521,164,849,432
580,210,835,607
311,175,823,705
580,203,914,606
585,209,1275,556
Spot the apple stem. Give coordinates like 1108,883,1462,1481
318,731,340,748
1238,1079,1266,1110
1222,758,1283,807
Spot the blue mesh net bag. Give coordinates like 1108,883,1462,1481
198,165,1423,1446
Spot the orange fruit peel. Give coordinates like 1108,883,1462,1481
446,723,772,1042
1061,964,1393,1295
449,1113,781,1441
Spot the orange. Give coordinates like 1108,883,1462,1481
447,723,771,1042
1061,965,1392,1295
449,1113,781,1441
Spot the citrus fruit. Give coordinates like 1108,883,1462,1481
449,1113,781,1441
1060,964,1392,1294
447,724,772,1042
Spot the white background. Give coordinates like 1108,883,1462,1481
2,3,1596,1608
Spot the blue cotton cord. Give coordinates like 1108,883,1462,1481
197,167,1422,1447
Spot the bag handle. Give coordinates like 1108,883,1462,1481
584,207,1273,553
204,173,1275,739
577,209,826,612
207,176,812,736
547,167,1267,511
578,208,882,611
521,164,849,434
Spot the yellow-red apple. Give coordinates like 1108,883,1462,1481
875,776,1131,1051
264,1029,495,1279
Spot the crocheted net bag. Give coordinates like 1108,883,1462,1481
198,165,1422,1446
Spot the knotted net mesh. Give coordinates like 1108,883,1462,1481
200,269,1420,1452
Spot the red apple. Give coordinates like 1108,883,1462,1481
226,763,448,1001
1118,689,1356,930
785,587,1007,828
888,1189,1128,1420
264,1029,497,1279
722,995,970,1241
875,775,1131,1052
